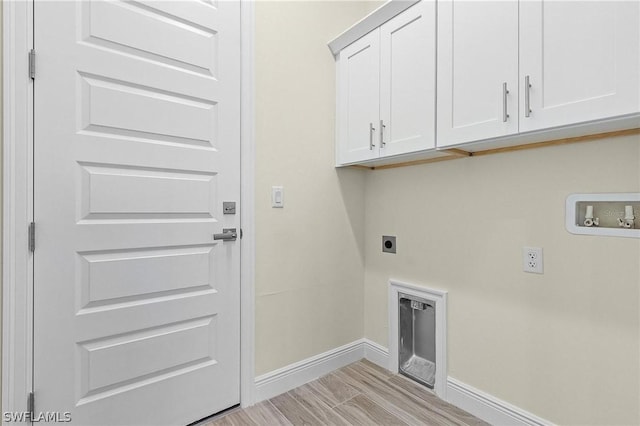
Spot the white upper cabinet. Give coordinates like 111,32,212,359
379,1,436,157
519,1,640,132
337,30,380,164
336,1,436,165
437,0,639,149
437,1,519,147
334,0,639,164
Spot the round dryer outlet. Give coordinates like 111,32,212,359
382,236,396,253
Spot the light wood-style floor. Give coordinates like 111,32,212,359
204,360,488,426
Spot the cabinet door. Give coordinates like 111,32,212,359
520,1,640,132
337,30,380,165
437,0,519,147
379,1,436,157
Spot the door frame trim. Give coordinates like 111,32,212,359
240,0,257,408
1,0,257,415
2,0,34,417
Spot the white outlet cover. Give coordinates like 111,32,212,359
523,247,543,274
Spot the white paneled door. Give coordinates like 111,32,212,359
33,1,241,425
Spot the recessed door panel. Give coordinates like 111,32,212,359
78,164,217,219
79,74,218,147
77,246,215,309
77,316,217,402
81,1,218,77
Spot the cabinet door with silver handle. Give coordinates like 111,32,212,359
213,228,237,241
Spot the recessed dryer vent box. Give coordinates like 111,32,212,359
398,293,435,389
566,193,640,238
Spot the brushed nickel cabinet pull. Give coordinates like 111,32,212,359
502,82,509,122
525,75,532,118
369,122,376,150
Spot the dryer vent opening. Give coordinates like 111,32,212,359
398,293,436,388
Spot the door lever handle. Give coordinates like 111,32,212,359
213,228,237,241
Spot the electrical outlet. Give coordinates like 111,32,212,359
523,247,543,274
382,236,396,254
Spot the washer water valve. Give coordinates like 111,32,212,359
618,205,635,229
584,205,599,227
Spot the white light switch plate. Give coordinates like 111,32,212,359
272,186,284,208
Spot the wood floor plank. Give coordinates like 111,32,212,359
342,364,458,426
209,360,486,426
295,379,338,408
270,391,323,425
244,401,292,426
389,376,490,426
349,363,463,426
355,363,479,426
308,373,361,407
333,394,408,426
210,409,257,426
333,368,430,426
359,359,393,379
288,384,351,425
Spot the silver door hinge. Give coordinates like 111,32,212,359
29,49,36,79
28,222,35,252
27,391,35,419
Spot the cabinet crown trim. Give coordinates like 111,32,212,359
327,0,419,56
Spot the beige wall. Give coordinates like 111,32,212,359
364,135,640,425
254,1,379,375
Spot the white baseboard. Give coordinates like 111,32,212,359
254,339,366,402
362,338,390,370
446,377,553,426
254,339,552,426
361,340,552,425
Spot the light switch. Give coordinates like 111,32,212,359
272,186,284,208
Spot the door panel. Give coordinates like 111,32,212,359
437,0,519,147
79,74,218,146
520,1,640,131
337,30,380,164
77,316,217,403
34,1,240,425
78,164,216,218
82,0,218,77
380,1,435,156
76,246,214,307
